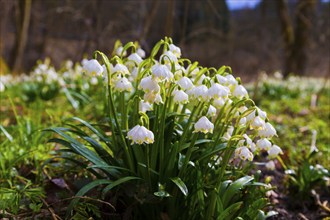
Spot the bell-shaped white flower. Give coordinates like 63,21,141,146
235,146,253,161
169,43,181,57
116,46,127,56
90,77,98,85
258,122,277,138
238,117,247,125
213,97,227,108
256,138,272,151
233,85,248,98
178,76,194,91
0,81,5,92
144,92,163,104
216,74,228,85
265,160,276,170
160,50,178,63
113,63,129,75
207,105,217,117
127,53,143,65
139,76,160,93
208,83,230,99
137,48,146,58
267,144,283,158
127,125,154,145
194,116,214,134
173,90,189,104
189,85,209,101
83,59,103,76
250,116,266,130
223,126,234,140
114,77,133,92
139,100,153,113
225,74,238,86
151,63,173,81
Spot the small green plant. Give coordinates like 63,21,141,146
47,38,281,219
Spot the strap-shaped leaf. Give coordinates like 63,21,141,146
171,177,188,196
217,201,243,220
222,176,254,208
70,117,110,144
0,125,13,142
66,179,113,218
101,176,140,198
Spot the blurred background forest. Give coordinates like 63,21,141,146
0,0,329,82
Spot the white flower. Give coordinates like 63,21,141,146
116,46,127,56
177,76,194,90
258,122,277,138
90,77,98,85
208,83,230,99
246,108,267,122
238,117,247,125
137,48,146,58
256,138,272,151
139,76,160,93
207,105,217,117
250,116,266,130
223,126,234,140
0,81,5,92
267,144,283,158
127,53,143,65
216,74,228,84
139,100,153,113
265,160,276,170
114,77,133,92
173,90,189,104
169,43,181,57
144,92,163,104
189,85,209,101
235,146,253,161
225,74,238,86
233,85,248,98
127,125,154,145
113,63,129,75
213,97,227,108
151,63,173,81
83,59,103,76
160,50,178,63
194,116,214,134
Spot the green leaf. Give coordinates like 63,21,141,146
170,177,188,196
66,179,113,218
179,139,214,151
0,125,13,142
101,176,140,198
222,176,254,208
217,201,243,220
70,117,110,144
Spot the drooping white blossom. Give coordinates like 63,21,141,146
258,122,277,138
235,146,253,161
194,116,214,134
139,76,160,93
83,59,103,76
173,90,189,104
127,125,154,145
151,63,173,81
139,100,153,113
267,144,283,158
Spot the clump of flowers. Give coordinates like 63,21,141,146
49,37,282,219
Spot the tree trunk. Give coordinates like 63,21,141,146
276,0,295,77
13,0,32,74
292,0,316,76
165,0,175,37
276,0,316,77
